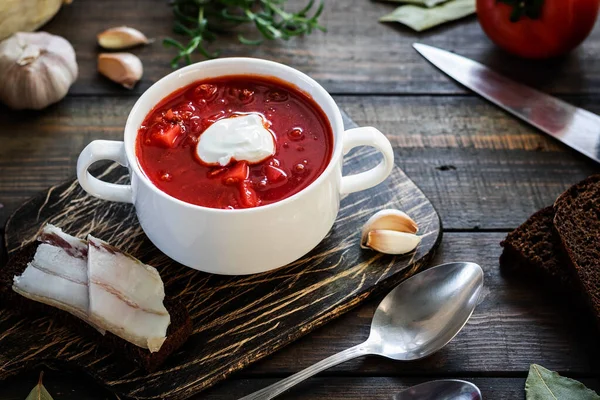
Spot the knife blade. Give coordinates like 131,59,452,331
413,43,600,164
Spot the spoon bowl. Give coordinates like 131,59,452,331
240,262,484,400
394,379,482,400
368,262,484,360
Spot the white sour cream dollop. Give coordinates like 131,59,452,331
196,113,275,166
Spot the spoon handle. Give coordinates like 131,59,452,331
238,343,369,400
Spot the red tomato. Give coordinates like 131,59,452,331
477,0,600,59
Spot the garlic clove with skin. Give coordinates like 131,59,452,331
361,209,420,255
364,230,421,255
97,27,151,50
98,53,143,89
0,32,77,110
360,209,418,246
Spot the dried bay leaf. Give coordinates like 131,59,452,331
25,372,54,400
381,0,449,9
526,364,600,400
379,0,475,32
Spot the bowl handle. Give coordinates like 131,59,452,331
340,127,394,195
76,140,133,204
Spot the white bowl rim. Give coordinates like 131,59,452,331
124,57,345,215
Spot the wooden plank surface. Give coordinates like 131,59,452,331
35,0,600,96
0,112,441,399
1,96,597,230
0,233,598,398
2,373,600,400
247,233,600,376
2,0,600,398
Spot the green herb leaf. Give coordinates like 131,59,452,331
381,0,450,9
379,0,475,32
238,34,263,46
164,0,325,68
497,0,544,21
25,372,54,400
526,364,600,400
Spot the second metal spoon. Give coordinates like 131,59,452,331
394,379,482,400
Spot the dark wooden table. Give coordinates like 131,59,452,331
1,1,600,399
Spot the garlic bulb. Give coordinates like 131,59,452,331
0,32,78,110
98,53,143,89
361,209,421,255
97,27,150,50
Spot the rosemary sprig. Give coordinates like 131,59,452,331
164,0,326,68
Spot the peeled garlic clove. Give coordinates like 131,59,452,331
98,53,143,89
97,26,150,50
0,32,77,110
364,230,421,255
360,209,418,246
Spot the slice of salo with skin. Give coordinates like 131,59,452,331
12,225,105,333
87,235,170,352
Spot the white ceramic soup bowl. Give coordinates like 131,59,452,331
77,58,394,275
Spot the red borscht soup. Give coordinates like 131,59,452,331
136,75,334,209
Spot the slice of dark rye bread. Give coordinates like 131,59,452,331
0,242,192,372
500,206,575,290
554,174,600,326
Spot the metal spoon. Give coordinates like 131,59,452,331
239,262,484,400
394,379,482,400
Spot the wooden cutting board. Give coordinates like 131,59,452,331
0,113,442,400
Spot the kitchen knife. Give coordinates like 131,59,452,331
413,43,600,164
